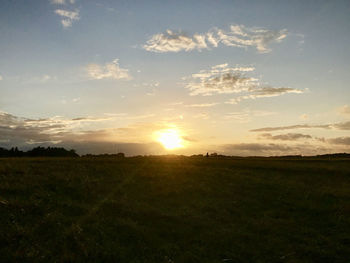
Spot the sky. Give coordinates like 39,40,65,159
0,0,350,156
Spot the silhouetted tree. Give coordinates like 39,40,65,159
0,146,79,157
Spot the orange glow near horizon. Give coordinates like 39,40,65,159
155,129,184,150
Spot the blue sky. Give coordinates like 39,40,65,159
0,0,349,155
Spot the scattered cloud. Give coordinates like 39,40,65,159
251,121,350,132
259,133,312,141
185,63,257,96
54,9,80,28
86,59,131,80
143,25,288,53
185,63,303,103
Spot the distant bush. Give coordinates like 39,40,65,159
82,153,125,158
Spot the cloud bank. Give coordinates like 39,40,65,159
328,137,350,145
259,133,313,141
251,121,350,132
219,143,331,156
2,110,349,156
143,25,287,53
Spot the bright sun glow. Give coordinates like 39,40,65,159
156,129,184,150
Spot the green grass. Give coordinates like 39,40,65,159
0,156,349,262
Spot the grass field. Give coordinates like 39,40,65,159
0,156,349,262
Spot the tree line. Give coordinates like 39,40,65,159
0,146,79,157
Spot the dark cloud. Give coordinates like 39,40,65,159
251,87,302,96
327,137,350,145
334,122,350,130
228,86,303,104
220,143,331,156
259,133,312,141
251,121,350,132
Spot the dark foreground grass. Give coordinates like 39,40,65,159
0,156,349,262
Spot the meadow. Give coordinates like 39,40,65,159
0,156,349,262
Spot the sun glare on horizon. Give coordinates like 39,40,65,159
156,129,184,150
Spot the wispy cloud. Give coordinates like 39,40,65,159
251,121,350,132
185,103,218,108
54,9,80,28
0,75,3,80
24,74,54,84
86,59,131,80
168,102,184,106
223,110,276,122
51,0,75,4
143,30,208,53
192,113,210,120
143,25,287,53
226,87,303,104
216,25,287,53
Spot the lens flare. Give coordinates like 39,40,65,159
156,129,184,150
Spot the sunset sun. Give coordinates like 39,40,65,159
156,129,184,150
